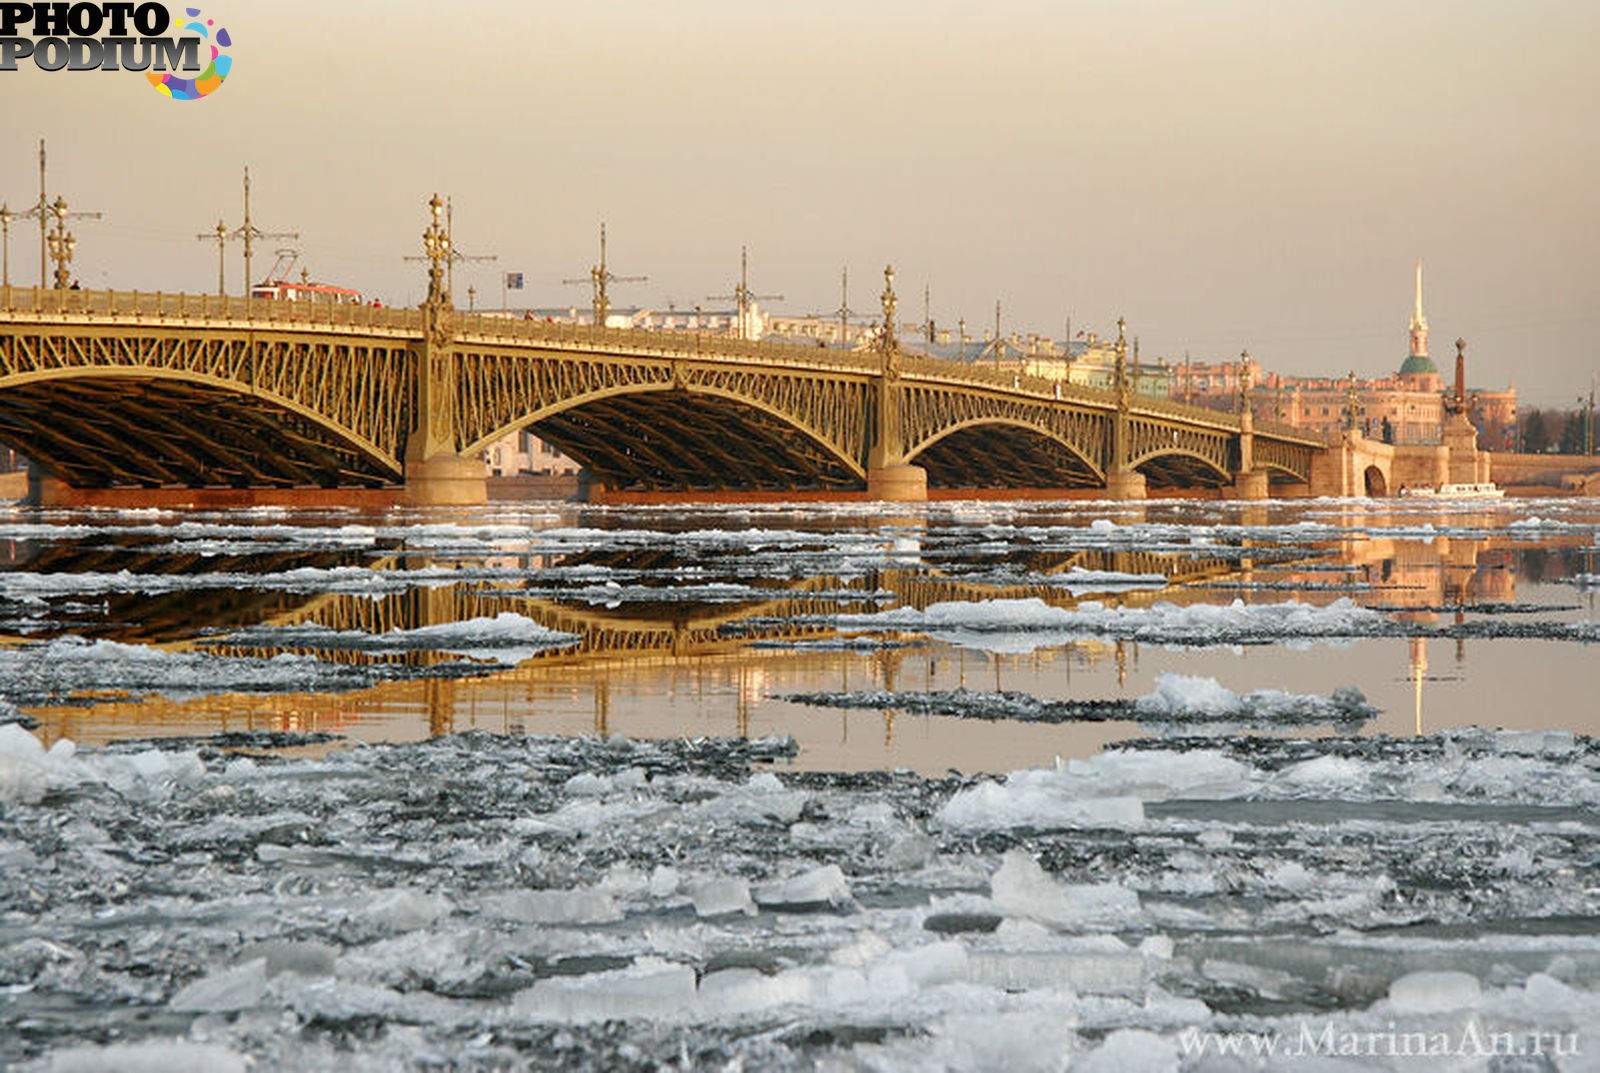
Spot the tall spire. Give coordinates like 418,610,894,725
1409,259,1428,359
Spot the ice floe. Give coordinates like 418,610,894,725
0,725,1595,1070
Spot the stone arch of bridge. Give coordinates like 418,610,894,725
0,367,401,487
904,417,1106,488
472,381,868,491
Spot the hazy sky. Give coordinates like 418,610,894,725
3,0,1595,405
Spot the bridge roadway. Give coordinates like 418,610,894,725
0,285,1328,504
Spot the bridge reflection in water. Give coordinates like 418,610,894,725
13,509,1552,772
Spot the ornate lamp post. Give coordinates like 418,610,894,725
0,204,12,287
422,193,451,308
46,196,75,290
1113,316,1129,405
879,264,898,356
204,219,228,295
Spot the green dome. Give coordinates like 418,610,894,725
1398,354,1438,376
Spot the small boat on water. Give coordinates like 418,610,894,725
1398,482,1505,499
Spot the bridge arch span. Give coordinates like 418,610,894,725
475,381,868,491
906,417,1105,488
1129,446,1233,489
0,366,401,488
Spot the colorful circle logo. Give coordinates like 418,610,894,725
148,8,232,101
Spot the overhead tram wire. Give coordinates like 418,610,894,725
229,166,298,295
402,197,496,305
563,223,646,327
708,247,783,341
20,139,103,288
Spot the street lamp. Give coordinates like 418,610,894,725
46,196,75,290
0,203,11,287
422,193,450,306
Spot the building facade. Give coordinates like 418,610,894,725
1174,264,1515,446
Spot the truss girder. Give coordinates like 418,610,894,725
1254,437,1316,483
0,307,1331,494
456,347,872,476
912,424,1105,488
530,390,863,491
0,379,399,487
899,384,1113,479
0,326,410,481
1126,416,1232,477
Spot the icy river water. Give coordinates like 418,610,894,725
0,496,1595,1071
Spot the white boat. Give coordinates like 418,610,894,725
1398,482,1505,499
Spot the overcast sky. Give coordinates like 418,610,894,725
3,0,1595,405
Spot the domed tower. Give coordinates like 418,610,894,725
1398,260,1441,391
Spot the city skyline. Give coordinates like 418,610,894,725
2,0,1595,406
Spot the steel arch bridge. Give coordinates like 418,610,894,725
0,285,1325,503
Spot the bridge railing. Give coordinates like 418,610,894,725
1255,418,1332,446
0,285,426,333
460,313,1160,418
453,310,889,374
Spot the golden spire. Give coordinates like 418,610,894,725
1409,260,1429,359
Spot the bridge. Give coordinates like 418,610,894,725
0,197,1345,506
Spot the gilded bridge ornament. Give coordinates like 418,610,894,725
879,264,898,357
422,193,451,309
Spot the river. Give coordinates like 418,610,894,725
0,495,1595,1070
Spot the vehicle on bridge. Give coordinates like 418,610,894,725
249,251,364,305
249,279,364,305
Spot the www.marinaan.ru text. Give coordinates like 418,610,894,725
1179,1022,1581,1061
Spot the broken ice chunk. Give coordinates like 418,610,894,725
235,940,337,978
1076,1028,1178,1073
510,957,697,1022
939,780,1145,831
990,850,1142,930
363,889,453,932
478,888,621,925
1385,969,1481,1012
169,957,268,1012
751,864,854,911
685,876,757,918
35,1041,252,1073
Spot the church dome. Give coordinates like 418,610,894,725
1399,353,1438,376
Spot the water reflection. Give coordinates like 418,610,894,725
3,500,1594,771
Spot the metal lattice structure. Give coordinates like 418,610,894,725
0,286,1325,495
